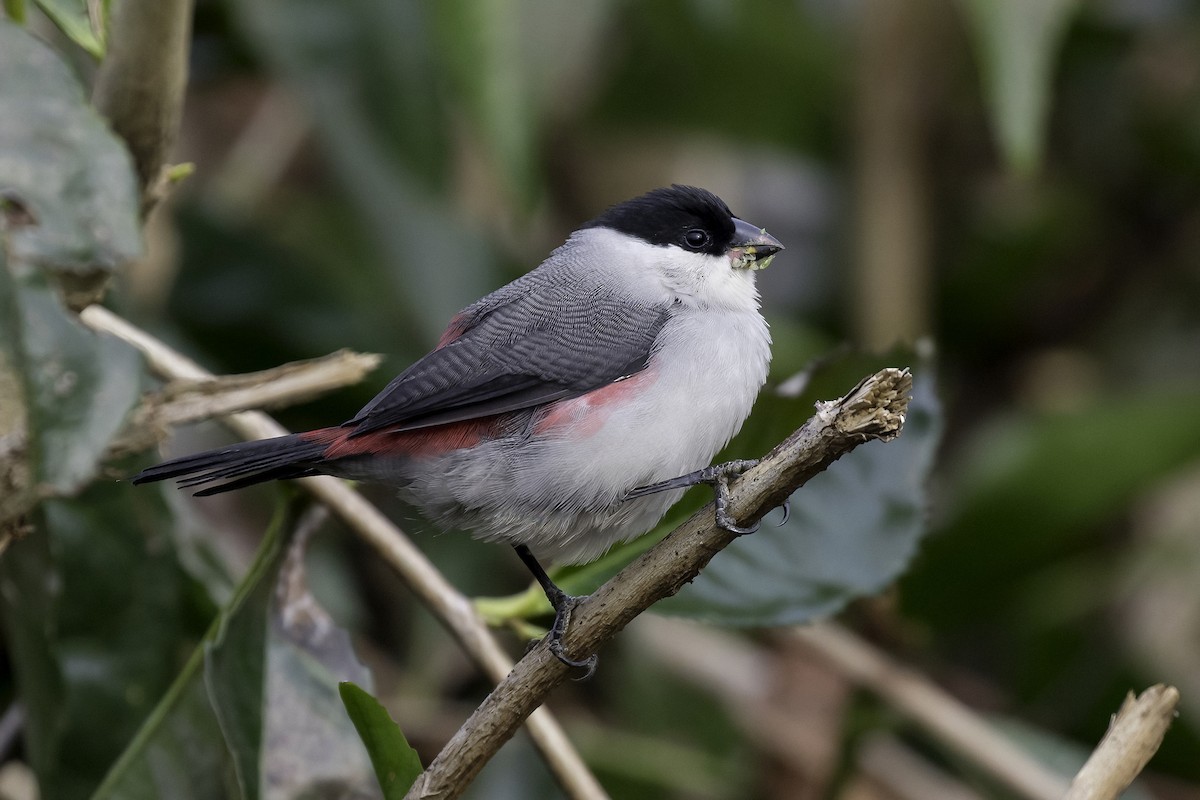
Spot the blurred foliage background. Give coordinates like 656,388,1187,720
3,0,1200,797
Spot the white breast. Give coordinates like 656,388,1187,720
402,229,773,564
405,302,770,564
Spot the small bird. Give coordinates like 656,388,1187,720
134,185,783,672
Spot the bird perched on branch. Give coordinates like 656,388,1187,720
134,185,784,674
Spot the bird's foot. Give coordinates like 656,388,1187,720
545,590,598,679
627,459,789,535
513,544,597,679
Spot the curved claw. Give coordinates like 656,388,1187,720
776,498,791,527
716,508,760,535
712,472,761,536
549,640,598,680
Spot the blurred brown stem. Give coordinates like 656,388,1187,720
404,369,913,800
853,0,937,348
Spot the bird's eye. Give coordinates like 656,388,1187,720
683,229,711,250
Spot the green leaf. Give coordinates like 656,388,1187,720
339,682,423,799
430,0,536,204
0,20,144,497
201,514,287,800
13,274,143,493
219,508,381,799
659,354,942,626
33,0,106,57
0,19,140,277
204,504,381,799
228,0,495,342
0,505,64,793
91,504,289,800
94,502,383,799
905,385,1200,630
958,0,1081,175
3,0,27,23
89,646,236,800
0,478,217,800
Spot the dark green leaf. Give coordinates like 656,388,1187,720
0,478,217,800
958,0,1081,174
339,682,422,799
0,20,144,495
90,648,236,800
3,0,27,23
95,502,383,799
0,509,64,792
33,0,106,56
13,274,143,493
905,386,1200,629
659,355,942,626
201,506,290,800
228,0,495,341
590,0,846,155
92,502,290,800
0,20,140,275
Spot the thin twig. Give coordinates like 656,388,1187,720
856,733,985,800
1063,684,1180,800
78,305,607,800
791,623,1070,800
108,349,382,456
205,87,310,216
404,368,913,799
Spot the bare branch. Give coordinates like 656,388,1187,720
405,368,913,799
108,349,382,456
78,305,608,800
1064,684,1180,800
856,733,985,800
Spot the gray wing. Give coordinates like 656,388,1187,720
346,262,670,436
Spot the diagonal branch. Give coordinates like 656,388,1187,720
78,305,608,800
405,368,913,800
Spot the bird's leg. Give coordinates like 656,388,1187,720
513,544,598,679
626,459,789,535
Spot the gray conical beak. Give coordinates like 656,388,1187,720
729,217,784,270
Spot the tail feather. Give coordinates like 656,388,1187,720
132,433,330,495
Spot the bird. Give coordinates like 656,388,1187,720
134,185,784,673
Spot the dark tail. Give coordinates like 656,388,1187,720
132,433,331,496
